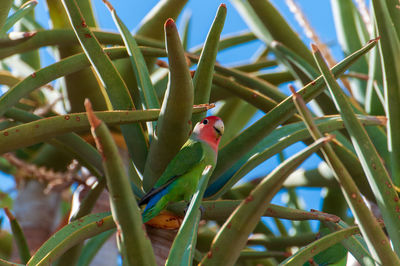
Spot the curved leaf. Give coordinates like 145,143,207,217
0,29,164,59
200,137,330,266
166,166,212,266
281,226,360,266
1,0,38,36
372,0,400,188
85,100,156,265
27,212,115,266
62,0,150,172
0,47,165,118
143,19,194,190
208,38,378,188
291,84,396,264
106,1,160,110
208,114,382,199
192,4,227,123
313,44,400,261
0,107,209,155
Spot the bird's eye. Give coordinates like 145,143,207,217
203,119,209,125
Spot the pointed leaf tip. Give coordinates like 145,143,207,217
102,0,114,11
311,43,318,52
84,99,101,129
288,84,297,95
165,18,175,28
4,207,15,221
369,36,381,43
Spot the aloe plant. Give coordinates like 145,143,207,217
1,0,400,265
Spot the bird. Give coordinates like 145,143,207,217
139,116,224,223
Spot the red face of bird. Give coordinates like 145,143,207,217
193,116,224,151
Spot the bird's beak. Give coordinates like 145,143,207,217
213,120,224,137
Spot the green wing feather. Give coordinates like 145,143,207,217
138,139,205,206
154,139,205,187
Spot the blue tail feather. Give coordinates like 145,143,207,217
142,187,170,222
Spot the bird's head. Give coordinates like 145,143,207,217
193,116,224,151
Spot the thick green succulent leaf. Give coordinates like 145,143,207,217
291,84,396,264
0,0,13,32
0,106,208,156
200,137,330,266
257,70,295,85
106,2,160,110
365,30,385,115
3,107,104,178
313,44,400,261
0,29,164,59
168,200,339,223
230,0,337,114
383,0,400,40
331,0,369,104
211,73,277,114
233,59,277,72
281,226,360,266
75,0,97,28
207,38,378,191
27,212,115,266
0,46,164,119
47,0,106,113
62,0,151,172
372,0,400,188
143,19,194,190
0,1,38,36
0,109,157,154
190,31,256,55
324,221,375,265
4,208,30,264
208,114,381,199
192,4,226,124
186,53,286,103
87,102,156,266
308,230,347,265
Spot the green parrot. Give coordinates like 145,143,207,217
139,116,224,223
